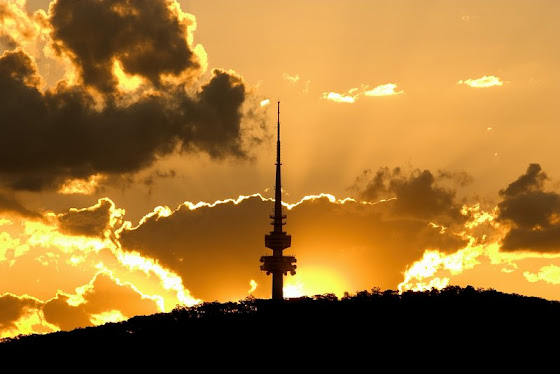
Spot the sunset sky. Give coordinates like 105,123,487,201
1,0,559,339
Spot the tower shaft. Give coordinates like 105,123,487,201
260,101,297,300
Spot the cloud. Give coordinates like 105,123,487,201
57,174,105,195
0,0,47,50
321,92,355,103
497,164,560,252
57,198,123,238
0,191,40,218
282,73,300,83
49,0,200,93
524,265,560,285
363,83,403,96
322,83,403,103
43,271,159,331
0,0,263,192
0,49,253,191
457,75,504,88
353,167,469,227
0,293,42,333
5,166,560,337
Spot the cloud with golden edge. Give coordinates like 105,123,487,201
457,75,504,88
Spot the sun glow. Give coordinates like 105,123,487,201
248,280,258,294
283,267,349,298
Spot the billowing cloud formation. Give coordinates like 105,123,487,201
322,83,403,103
498,164,560,252
457,75,503,88
49,0,199,93
0,0,261,192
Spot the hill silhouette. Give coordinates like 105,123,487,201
2,285,559,361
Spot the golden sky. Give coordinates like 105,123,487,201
1,0,559,339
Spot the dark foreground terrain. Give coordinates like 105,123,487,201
2,286,559,362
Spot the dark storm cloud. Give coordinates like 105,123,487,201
0,47,250,191
49,0,199,93
498,164,560,252
0,293,41,331
57,198,116,237
354,167,468,226
119,193,467,302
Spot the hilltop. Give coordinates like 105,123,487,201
2,286,559,360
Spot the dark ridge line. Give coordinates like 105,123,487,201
2,285,560,356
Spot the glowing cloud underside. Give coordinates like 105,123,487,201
457,76,504,88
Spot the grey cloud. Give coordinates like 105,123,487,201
498,164,560,252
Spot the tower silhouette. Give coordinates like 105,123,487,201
260,102,297,300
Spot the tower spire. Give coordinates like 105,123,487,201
273,101,283,233
260,101,297,300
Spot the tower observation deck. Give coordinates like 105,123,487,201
260,102,297,300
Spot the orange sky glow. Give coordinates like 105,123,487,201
0,0,559,339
